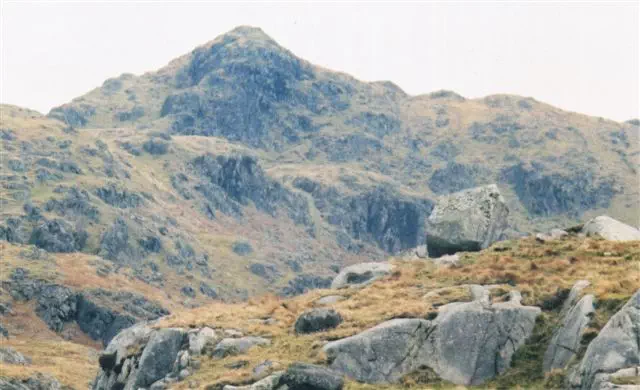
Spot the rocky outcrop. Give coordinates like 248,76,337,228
281,274,332,297
0,373,66,390
324,287,540,385
331,262,394,289
581,216,640,242
544,294,595,372
29,219,87,253
95,183,144,208
569,290,640,390
426,184,509,257
294,309,343,334
192,154,312,227
3,269,166,345
0,347,31,365
295,182,432,254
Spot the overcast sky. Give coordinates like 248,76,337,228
1,1,638,121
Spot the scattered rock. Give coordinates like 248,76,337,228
581,216,640,241
0,373,65,390
199,282,218,299
281,274,332,296
181,286,196,298
0,347,31,365
294,309,343,334
314,295,345,306
211,337,271,359
189,327,217,355
331,262,394,289
280,362,344,390
232,241,253,256
426,184,509,257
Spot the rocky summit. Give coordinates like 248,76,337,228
1,25,639,390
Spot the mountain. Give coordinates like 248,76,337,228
0,25,639,389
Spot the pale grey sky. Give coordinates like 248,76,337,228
1,1,638,122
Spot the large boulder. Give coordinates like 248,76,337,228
324,287,540,386
131,328,186,388
294,309,343,334
324,318,433,383
426,184,509,257
331,262,394,289
581,216,640,242
544,294,595,372
569,290,640,390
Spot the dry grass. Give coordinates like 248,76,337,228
0,338,98,388
150,235,640,389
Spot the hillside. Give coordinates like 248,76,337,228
1,233,639,389
1,25,639,389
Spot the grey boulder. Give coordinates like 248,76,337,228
324,318,433,383
581,216,640,242
544,294,595,372
280,362,344,390
426,184,509,257
331,262,394,289
133,328,186,388
324,287,541,385
294,309,343,334
211,336,271,358
188,327,217,355
569,290,640,390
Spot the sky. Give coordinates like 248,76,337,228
1,1,638,122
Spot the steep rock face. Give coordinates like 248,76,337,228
3,269,167,345
570,290,640,390
581,216,640,241
426,184,509,257
501,164,617,218
191,154,312,227
294,180,432,253
324,287,540,385
544,294,595,372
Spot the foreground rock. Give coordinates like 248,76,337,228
581,216,640,242
569,290,640,390
0,374,66,390
94,325,190,390
0,347,31,365
331,262,394,289
426,184,509,257
211,336,271,358
294,309,343,334
324,286,540,385
223,362,344,390
544,294,595,372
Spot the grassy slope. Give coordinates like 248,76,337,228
149,234,638,390
1,234,638,388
